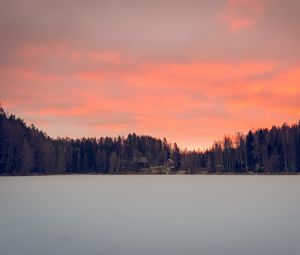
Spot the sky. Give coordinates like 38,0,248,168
1,0,300,149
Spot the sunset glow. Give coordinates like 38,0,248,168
1,0,300,149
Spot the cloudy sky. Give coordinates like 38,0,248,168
1,0,300,149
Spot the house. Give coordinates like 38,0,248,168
137,156,149,168
146,166,171,175
130,156,149,169
165,159,176,170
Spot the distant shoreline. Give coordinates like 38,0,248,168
1,172,300,177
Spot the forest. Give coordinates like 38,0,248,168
1,105,300,175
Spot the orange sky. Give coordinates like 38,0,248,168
1,0,300,149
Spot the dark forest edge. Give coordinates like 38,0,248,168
1,105,300,175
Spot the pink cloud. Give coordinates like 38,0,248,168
2,43,299,149
223,0,265,32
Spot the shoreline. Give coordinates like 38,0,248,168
1,172,300,177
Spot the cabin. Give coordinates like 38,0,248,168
137,156,149,168
145,166,171,175
165,159,176,170
130,156,149,169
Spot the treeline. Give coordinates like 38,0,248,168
0,106,300,175
0,106,178,175
181,126,300,174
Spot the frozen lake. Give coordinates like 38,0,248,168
0,175,299,255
